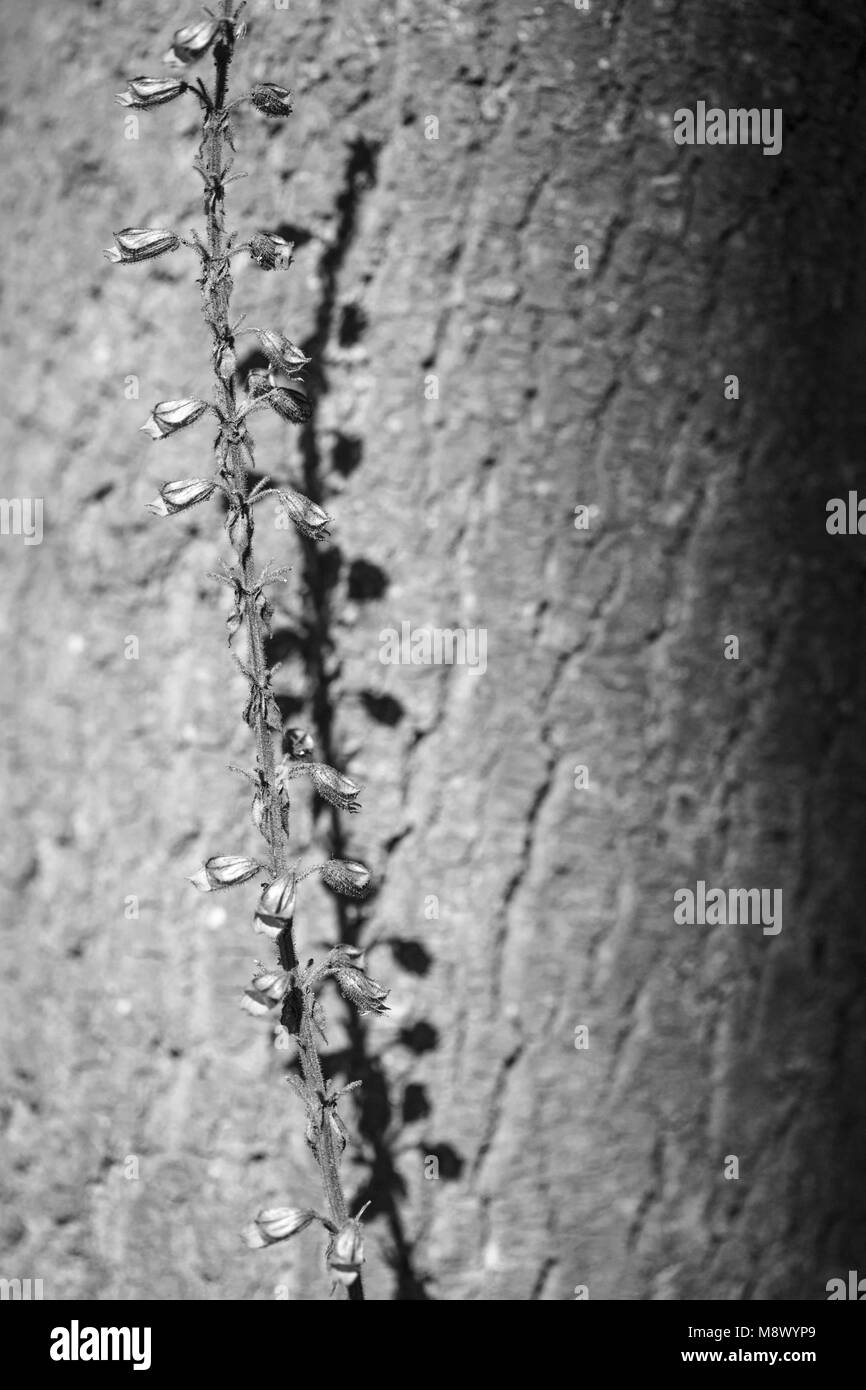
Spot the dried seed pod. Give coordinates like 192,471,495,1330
255,874,296,930
250,969,291,1002
249,233,294,271
269,382,312,424
140,398,210,440
250,83,293,117
253,329,310,376
243,1207,316,1249
115,76,187,108
310,764,362,812
321,859,372,898
333,964,389,1016
328,1220,364,1285
189,855,262,891
163,19,219,68
104,227,180,264
279,489,331,540
147,478,215,516
242,968,291,1017
115,77,187,108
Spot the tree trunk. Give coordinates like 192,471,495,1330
1,0,864,1300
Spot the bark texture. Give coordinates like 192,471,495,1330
1,0,865,1300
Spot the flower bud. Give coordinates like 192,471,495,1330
310,764,362,812
334,964,389,1015
147,477,215,516
249,233,294,271
140,398,209,440
104,227,180,264
321,859,372,899
163,19,219,67
189,855,261,892
250,83,293,117
328,1220,364,1285
253,330,309,376
255,874,296,930
286,727,315,759
115,76,187,108
244,1207,316,1249
279,488,331,540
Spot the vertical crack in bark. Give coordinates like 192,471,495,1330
296,138,432,1299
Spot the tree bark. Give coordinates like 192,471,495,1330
1,0,864,1300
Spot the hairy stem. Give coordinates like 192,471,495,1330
199,4,363,1299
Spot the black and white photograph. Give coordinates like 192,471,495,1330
1,0,865,1347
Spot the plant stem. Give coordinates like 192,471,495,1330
199,4,363,1300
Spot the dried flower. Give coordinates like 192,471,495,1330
250,83,293,117
251,969,291,1001
103,227,180,264
328,1220,365,1285
310,764,362,812
106,10,384,1299
333,963,389,1016
115,76,187,108
242,968,291,1016
140,398,210,441
244,1207,316,1249
163,19,219,68
255,874,296,931
249,233,294,271
321,859,372,898
189,855,262,892
147,477,215,516
279,489,332,540
253,330,310,376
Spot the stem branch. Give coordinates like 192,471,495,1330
199,4,363,1300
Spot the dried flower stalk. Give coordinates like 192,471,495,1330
107,1,386,1300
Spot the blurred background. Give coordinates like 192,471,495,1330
1,0,866,1301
